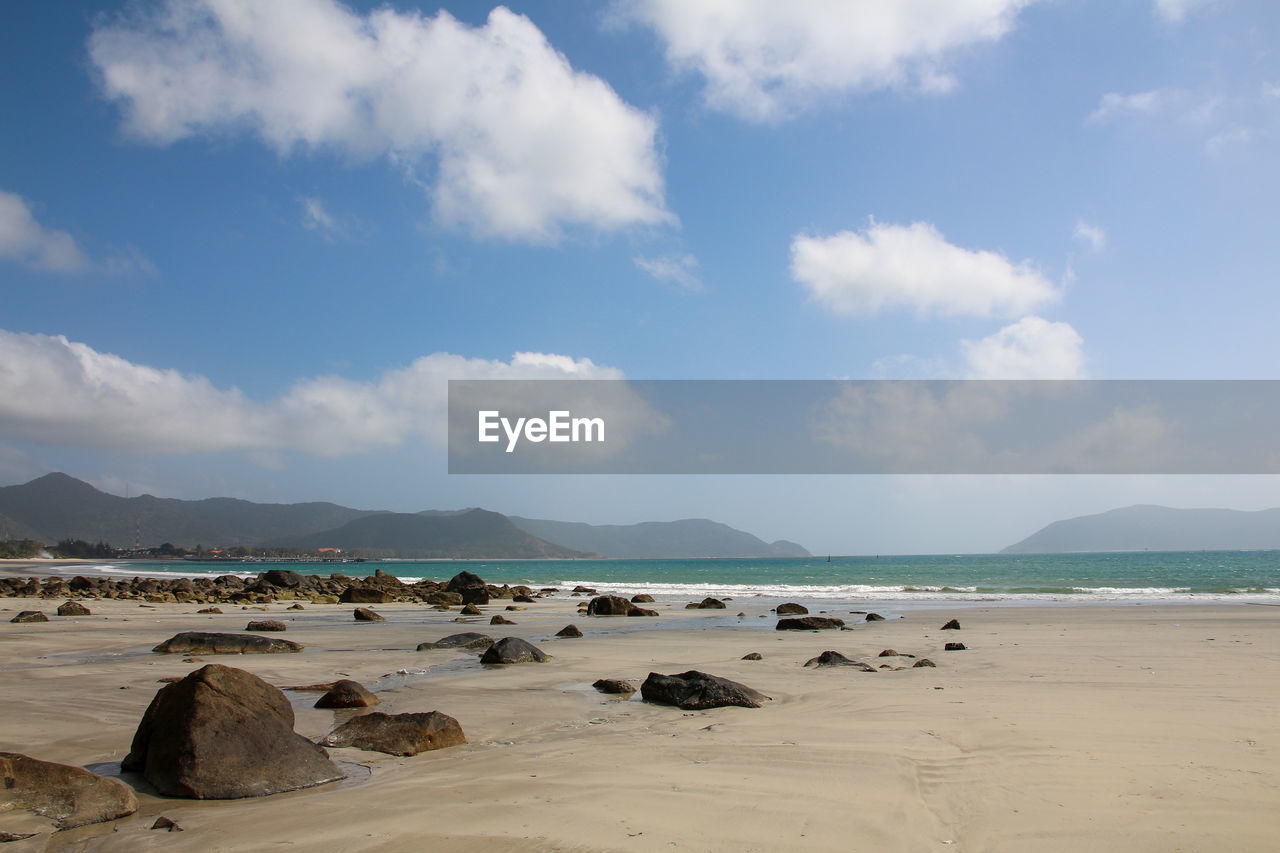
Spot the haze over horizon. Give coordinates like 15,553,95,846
3,1,1279,555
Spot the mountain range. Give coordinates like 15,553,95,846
0,473,808,560
1003,504,1280,553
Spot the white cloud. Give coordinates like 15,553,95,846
0,190,90,272
89,1,671,243
1153,0,1221,24
961,316,1086,379
791,221,1059,319
300,196,339,237
1205,127,1251,156
1072,220,1106,252
616,0,1034,121
0,329,636,455
634,253,702,291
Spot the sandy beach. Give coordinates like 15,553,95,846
2,585,1277,852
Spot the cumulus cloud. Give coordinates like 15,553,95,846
791,221,1059,319
89,1,671,243
634,253,702,291
616,0,1034,121
1072,220,1106,252
0,190,90,272
0,329,632,455
961,316,1086,379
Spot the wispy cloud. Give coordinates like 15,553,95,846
1072,220,1106,253
0,190,90,272
634,253,702,291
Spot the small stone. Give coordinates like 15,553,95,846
490,614,515,625
776,616,845,630
555,624,583,638
10,611,48,623
944,642,966,651
353,607,385,622
315,680,379,709
776,602,809,615
865,613,885,622
151,816,183,831
460,603,483,615
57,601,91,617
913,659,936,667
741,652,763,660
593,678,635,695
480,637,550,664
941,619,961,630
878,649,900,656
288,603,305,610
245,620,287,632
197,607,223,614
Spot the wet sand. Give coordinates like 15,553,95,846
1,592,1277,852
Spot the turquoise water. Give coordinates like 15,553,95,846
86,550,1280,603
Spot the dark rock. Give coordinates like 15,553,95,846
640,670,769,710
776,602,809,615
460,603,483,615
288,603,305,610
628,607,659,617
353,607,384,622
314,680,379,709
197,607,223,614
479,637,550,664
262,570,304,589
865,613,886,622
339,586,393,604
56,600,91,617
555,624,582,638
941,619,961,630
804,651,877,671
416,632,494,652
152,632,303,655
422,590,464,606
122,664,342,799
944,642,966,651
878,649,900,657
687,597,726,609
741,652,763,660
320,711,466,756
246,620,287,632
586,595,637,616
512,594,535,603
592,678,635,695
446,571,489,605
572,586,597,594
0,752,138,829
151,816,183,831
630,593,655,603
490,614,515,625
10,610,48,623
912,659,937,667
776,616,845,630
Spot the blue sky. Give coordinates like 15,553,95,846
2,0,1279,553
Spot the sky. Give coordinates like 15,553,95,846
2,0,1279,554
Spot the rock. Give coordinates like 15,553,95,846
446,571,489,605
878,649,900,657
56,600,91,616
776,616,845,630
246,620,287,632
416,632,494,652
0,752,138,829
592,678,635,695
339,586,392,604
944,642,966,651
640,671,770,710
460,603,483,615
262,569,304,588
572,586,597,594
479,637,550,664
630,593,655,603
288,603,305,610
586,595,637,616
151,816,183,831
776,602,809,615
912,659,937,667
629,607,660,617
490,614,515,625
687,597,726,609
152,632,303,655
320,711,466,756
353,607,384,622
741,652,763,660
197,607,223,614
512,594,535,603
941,619,961,630
314,680,379,709
122,664,343,798
803,651,876,671
10,610,48,623
865,613,886,622
555,624,583,638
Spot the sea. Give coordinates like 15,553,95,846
69,550,1280,610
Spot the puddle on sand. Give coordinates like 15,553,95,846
84,759,372,792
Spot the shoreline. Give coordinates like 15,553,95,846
2,594,1277,850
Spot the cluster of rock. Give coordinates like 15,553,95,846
0,569,539,607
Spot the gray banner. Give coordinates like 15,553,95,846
447,380,1280,474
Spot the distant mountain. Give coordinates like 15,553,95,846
508,516,810,559
284,509,591,559
1003,504,1280,553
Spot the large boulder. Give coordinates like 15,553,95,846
630,593,655,603
9,611,48,623
555,624,583,638
776,602,809,615
592,678,635,695
0,752,137,829
320,712,466,756
314,680,379,709
261,569,304,589
245,620,287,632
586,595,641,616
353,607,384,622
152,632,303,654
776,616,845,630
640,671,769,710
686,597,726,609
339,586,393,604
416,632,494,652
446,571,489,605
122,664,343,798
479,637,550,664
56,600,91,617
